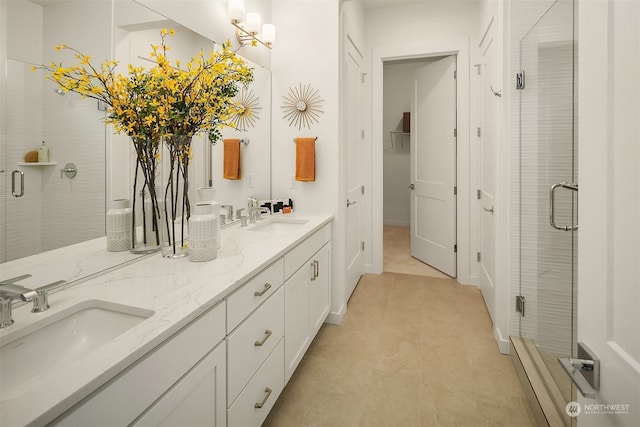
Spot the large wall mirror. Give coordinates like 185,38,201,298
0,0,271,277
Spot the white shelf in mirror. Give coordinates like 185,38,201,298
17,162,58,166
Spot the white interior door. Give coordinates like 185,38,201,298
410,55,457,277
478,24,498,323
577,0,640,425
344,39,364,300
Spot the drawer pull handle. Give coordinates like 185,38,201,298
254,329,273,347
255,387,273,409
254,283,272,297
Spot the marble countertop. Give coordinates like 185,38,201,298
0,213,333,426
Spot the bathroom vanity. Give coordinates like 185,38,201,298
0,213,333,427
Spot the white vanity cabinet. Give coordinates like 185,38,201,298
53,301,226,426
132,341,227,426
34,217,333,427
284,224,331,383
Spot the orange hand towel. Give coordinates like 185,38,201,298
223,138,241,180
295,137,315,182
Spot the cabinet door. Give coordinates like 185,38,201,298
132,341,227,427
284,263,310,383
309,242,331,339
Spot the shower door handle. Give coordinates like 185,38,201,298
550,182,578,231
11,170,24,198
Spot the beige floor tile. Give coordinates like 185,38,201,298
359,369,421,427
264,235,532,427
383,226,451,278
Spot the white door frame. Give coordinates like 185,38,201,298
369,37,473,286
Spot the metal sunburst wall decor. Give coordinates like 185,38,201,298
231,87,261,131
281,83,324,130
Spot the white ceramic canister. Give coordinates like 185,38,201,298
197,186,216,203
107,199,132,252
188,203,217,262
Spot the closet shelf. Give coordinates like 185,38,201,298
389,131,410,150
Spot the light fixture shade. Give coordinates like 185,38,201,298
262,24,275,46
246,12,261,34
229,0,244,24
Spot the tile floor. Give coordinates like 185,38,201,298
383,225,450,279
263,227,536,427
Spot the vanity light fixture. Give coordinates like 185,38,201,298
228,0,275,49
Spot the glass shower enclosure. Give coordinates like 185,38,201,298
514,0,578,423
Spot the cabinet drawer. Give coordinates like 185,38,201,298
227,286,284,405
226,258,284,333
284,223,331,279
228,340,284,427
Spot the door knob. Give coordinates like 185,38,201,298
408,184,415,190
483,206,494,214
347,199,357,207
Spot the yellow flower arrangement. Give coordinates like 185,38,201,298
34,29,254,255
37,28,253,142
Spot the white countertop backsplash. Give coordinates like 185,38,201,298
0,213,333,427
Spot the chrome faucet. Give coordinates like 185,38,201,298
0,275,38,328
249,206,271,223
221,205,234,222
0,275,67,328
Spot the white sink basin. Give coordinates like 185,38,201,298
249,217,309,232
0,300,153,397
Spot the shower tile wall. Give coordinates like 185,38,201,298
509,0,577,356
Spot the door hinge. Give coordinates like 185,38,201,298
454,244,457,253
474,63,482,75
477,189,482,199
453,128,457,138
361,72,367,83
361,129,365,139
516,70,525,89
453,70,457,79
361,185,365,195
477,127,481,137
361,241,365,251
477,252,482,262
453,186,457,195
515,295,525,317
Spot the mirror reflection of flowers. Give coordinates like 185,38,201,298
34,29,254,255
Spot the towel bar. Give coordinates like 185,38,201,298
292,137,317,142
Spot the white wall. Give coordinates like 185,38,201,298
271,0,342,318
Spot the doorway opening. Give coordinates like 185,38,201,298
381,55,456,279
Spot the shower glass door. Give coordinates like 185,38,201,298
518,0,578,410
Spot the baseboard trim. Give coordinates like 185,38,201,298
495,327,510,354
382,220,410,227
326,303,346,325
